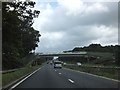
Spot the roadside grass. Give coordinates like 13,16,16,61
0,73,2,88
64,65,119,81
82,63,119,68
2,66,40,87
87,52,113,59
87,52,116,66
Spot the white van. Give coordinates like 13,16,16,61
54,61,62,68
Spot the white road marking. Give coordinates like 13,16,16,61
64,68,120,82
59,73,61,74
68,79,74,83
55,70,56,71
9,67,41,90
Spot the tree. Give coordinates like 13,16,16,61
2,1,40,69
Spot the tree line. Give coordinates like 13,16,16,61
64,44,119,53
2,1,40,70
63,44,120,66
72,44,119,53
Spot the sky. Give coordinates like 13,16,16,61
31,0,119,53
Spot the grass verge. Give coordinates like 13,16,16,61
2,66,40,87
64,65,119,81
0,73,2,89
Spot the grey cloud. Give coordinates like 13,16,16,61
40,2,118,33
35,2,118,53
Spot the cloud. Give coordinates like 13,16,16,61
57,0,85,15
32,0,118,53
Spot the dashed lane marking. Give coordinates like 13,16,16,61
59,73,61,75
68,79,74,83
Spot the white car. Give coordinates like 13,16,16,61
63,63,66,65
77,62,82,66
54,61,62,68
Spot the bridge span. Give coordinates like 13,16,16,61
38,52,87,57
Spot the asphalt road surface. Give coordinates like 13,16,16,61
14,64,119,88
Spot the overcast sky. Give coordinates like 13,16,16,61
32,0,118,53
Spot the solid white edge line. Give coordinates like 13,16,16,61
68,79,74,83
9,67,41,90
64,68,120,82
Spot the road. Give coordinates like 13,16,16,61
13,64,119,88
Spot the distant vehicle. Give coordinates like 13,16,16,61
63,62,66,65
77,62,82,66
54,61,62,68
